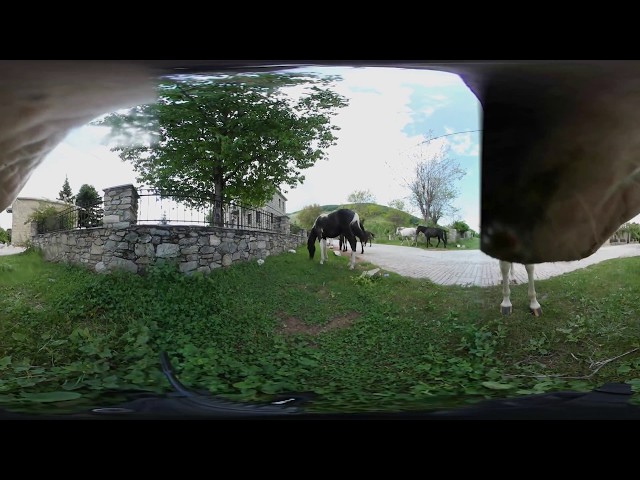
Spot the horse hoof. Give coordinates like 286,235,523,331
530,307,542,317
501,306,512,315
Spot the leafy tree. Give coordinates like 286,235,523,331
296,204,324,230
616,222,640,242
347,189,376,204
0,227,8,244
452,220,470,236
97,73,348,226
387,210,406,230
407,136,466,225
75,184,103,228
388,199,406,212
58,176,74,203
290,223,303,235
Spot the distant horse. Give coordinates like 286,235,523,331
364,231,375,247
417,226,448,248
339,219,369,254
340,228,374,253
499,261,541,316
308,209,367,269
396,227,417,246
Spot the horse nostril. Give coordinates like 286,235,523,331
484,227,519,253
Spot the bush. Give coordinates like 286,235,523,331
28,203,80,233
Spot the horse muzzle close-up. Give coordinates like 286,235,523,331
466,62,640,264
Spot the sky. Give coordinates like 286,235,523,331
0,66,483,231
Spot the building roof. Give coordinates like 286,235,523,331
14,197,71,206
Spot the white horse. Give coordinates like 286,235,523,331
499,261,542,316
396,227,418,246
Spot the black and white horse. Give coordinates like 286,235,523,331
416,226,448,248
308,209,367,269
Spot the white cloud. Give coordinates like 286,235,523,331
446,131,480,156
285,68,469,216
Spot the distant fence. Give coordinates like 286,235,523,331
136,188,284,233
36,201,103,234
34,188,290,235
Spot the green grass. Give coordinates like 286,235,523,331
1,248,639,414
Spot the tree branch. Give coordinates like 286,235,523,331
505,347,639,380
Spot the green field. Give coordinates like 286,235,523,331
1,248,639,413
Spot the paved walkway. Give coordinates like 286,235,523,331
346,243,640,287
0,246,25,256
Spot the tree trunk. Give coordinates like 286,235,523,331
213,174,224,227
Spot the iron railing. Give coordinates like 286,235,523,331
36,202,104,234
137,189,285,232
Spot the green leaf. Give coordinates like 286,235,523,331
0,356,11,369
11,332,26,341
618,364,632,374
20,391,83,403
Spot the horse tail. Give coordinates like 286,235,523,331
307,228,318,259
443,228,448,247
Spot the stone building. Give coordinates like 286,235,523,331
6,197,71,246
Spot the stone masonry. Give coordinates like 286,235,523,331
31,184,305,275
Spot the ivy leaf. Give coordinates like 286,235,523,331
0,356,11,369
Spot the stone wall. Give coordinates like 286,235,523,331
30,184,305,275
32,224,306,275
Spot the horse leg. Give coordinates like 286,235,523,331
346,235,358,269
525,264,542,316
500,260,513,315
320,238,327,264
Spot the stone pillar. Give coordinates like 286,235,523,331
103,184,139,229
275,215,290,234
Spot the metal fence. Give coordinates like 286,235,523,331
137,189,284,232
36,202,104,234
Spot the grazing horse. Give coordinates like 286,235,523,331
308,209,367,269
396,227,418,246
340,229,374,253
339,219,368,253
364,231,375,247
499,261,541,317
416,226,448,248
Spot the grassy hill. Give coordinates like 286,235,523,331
289,203,423,238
